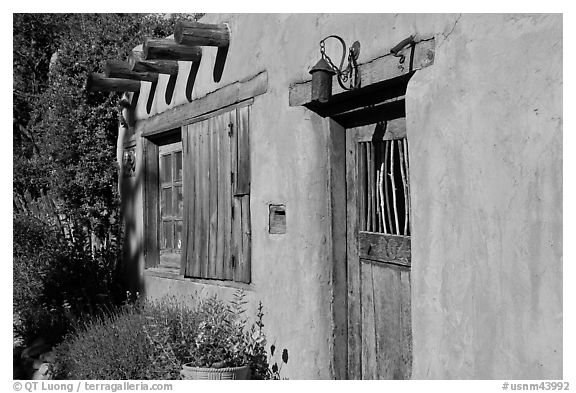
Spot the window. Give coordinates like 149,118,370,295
357,136,411,236
159,142,183,268
143,104,251,284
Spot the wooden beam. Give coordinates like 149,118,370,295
104,60,158,82
289,38,435,108
143,38,202,62
174,21,230,47
128,48,179,75
86,73,140,92
332,98,406,129
136,70,267,137
306,73,411,118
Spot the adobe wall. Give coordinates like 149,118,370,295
123,13,562,379
407,14,562,378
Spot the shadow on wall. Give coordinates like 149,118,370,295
119,157,145,294
213,46,228,83
143,47,225,114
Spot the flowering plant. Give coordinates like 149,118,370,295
185,293,268,378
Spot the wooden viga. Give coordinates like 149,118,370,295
86,60,162,93
86,73,141,92
86,22,231,92
128,46,179,76
104,60,159,83
142,38,203,62
174,21,230,47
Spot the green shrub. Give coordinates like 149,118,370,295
13,215,67,344
13,214,123,346
140,297,201,371
53,294,273,380
53,303,180,380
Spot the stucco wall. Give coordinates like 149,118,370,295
123,13,562,379
407,14,562,379
130,13,451,380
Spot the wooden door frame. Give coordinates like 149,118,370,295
344,123,362,379
294,40,435,380
324,118,348,379
326,117,411,379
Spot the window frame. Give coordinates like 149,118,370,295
158,142,184,268
142,129,182,271
142,102,251,284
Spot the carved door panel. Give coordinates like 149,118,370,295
346,118,412,379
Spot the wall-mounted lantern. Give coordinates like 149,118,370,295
309,57,336,103
309,35,361,103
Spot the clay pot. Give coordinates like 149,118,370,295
180,364,250,380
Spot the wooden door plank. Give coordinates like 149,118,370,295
208,116,219,279
239,195,251,283
223,111,233,280
399,269,413,379
231,196,242,281
200,120,211,278
358,141,367,232
225,110,237,280
231,109,239,193
346,128,362,379
192,123,202,277
215,114,225,280
187,126,197,275
194,120,206,277
360,261,377,379
372,264,402,379
191,126,200,276
181,125,190,273
235,105,250,195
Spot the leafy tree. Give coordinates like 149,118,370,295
14,13,200,241
13,14,201,347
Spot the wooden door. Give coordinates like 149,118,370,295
346,118,412,379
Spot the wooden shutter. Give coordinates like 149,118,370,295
232,106,251,282
181,106,250,283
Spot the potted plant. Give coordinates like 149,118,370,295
180,295,268,380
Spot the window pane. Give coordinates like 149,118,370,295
175,221,182,250
162,188,173,216
174,151,182,181
161,154,172,184
175,186,183,216
162,221,173,250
